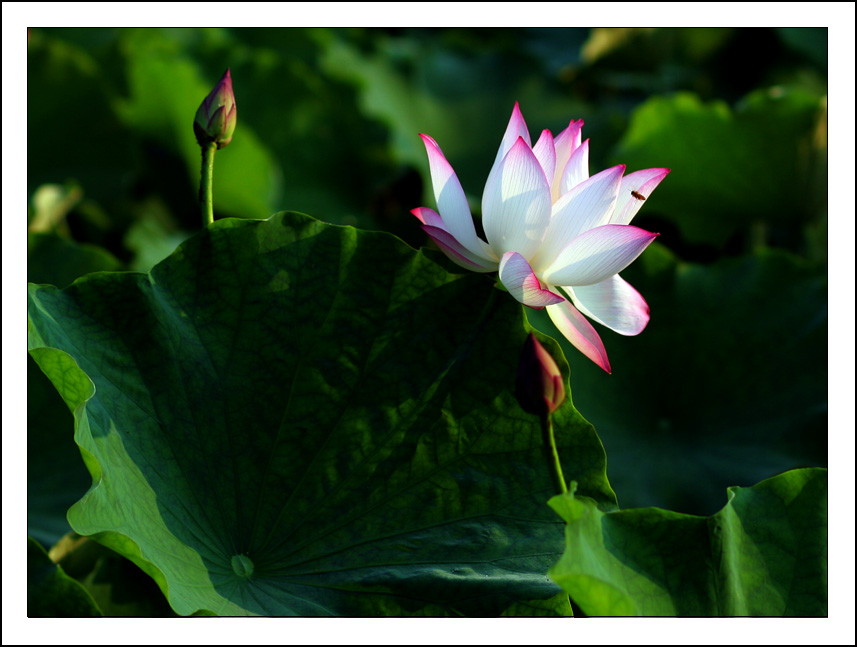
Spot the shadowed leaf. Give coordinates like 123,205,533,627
28,211,615,616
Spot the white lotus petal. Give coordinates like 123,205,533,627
551,120,584,201
533,129,556,186
560,138,590,196
542,224,658,287
567,275,650,336
419,134,494,260
411,206,445,228
482,138,552,259
612,168,672,225
531,165,626,273
498,251,565,308
546,299,611,373
492,102,532,168
421,224,498,272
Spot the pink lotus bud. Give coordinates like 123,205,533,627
194,68,237,149
515,333,566,417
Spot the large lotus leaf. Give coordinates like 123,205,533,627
528,243,826,516
27,211,615,616
28,353,90,549
548,468,827,616
28,537,102,617
28,233,122,548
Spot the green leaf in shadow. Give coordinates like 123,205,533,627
28,211,615,616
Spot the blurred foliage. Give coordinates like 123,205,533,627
27,537,102,617
28,27,827,266
28,29,827,609
47,534,178,617
528,242,826,515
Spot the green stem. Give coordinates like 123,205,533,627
541,414,567,496
199,141,217,227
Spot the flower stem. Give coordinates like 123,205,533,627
199,141,217,227
541,414,567,496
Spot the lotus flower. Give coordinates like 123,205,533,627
194,68,237,149
412,103,669,373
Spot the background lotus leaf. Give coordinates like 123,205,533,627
548,468,827,616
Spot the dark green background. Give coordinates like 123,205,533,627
28,27,826,542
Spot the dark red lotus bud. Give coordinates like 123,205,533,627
515,333,566,417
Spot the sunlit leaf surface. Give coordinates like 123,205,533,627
549,468,827,616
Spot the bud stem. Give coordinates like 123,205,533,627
541,414,568,496
199,141,217,227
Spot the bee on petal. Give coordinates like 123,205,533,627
630,190,646,201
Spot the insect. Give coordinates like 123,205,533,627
630,190,646,201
